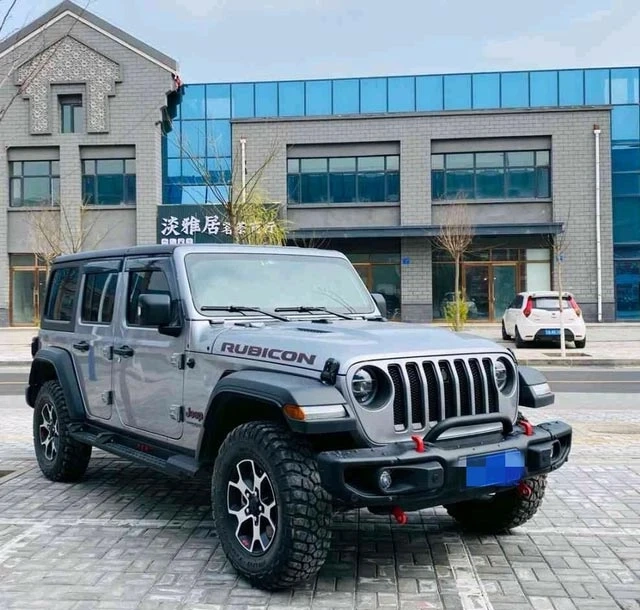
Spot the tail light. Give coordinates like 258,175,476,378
569,296,581,317
523,297,533,317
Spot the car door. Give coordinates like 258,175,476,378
112,255,185,440
72,260,121,421
505,295,522,335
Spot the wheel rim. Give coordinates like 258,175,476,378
39,402,59,462
226,458,277,555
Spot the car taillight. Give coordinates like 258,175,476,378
523,297,533,317
569,297,581,316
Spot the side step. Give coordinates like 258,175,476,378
69,428,200,478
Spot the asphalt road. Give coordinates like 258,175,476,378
0,366,638,396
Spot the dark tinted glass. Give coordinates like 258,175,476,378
446,170,474,198
536,167,550,198
330,173,356,202
613,145,640,172
476,168,505,198
432,170,445,200
358,172,385,201
45,267,79,322
614,197,640,243
613,173,640,197
506,168,535,197
287,174,300,204
300,173,328,203
127,270,170,326
81,272,117,324
386,171,400,201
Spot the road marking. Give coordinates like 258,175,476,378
552,380,640,383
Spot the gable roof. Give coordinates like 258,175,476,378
0,0,178,73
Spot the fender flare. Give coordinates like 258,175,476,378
196,369,353,461
26,347,86,421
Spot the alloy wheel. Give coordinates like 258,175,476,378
39,402,59,462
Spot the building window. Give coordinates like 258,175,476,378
287,155,400,204
431,150,551,201
60,95,83,133
82,159,136,205
9,160,60,207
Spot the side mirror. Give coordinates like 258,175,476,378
518,366,555,408
138,293,172,327
371,293,387,318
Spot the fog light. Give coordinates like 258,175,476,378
378,469,392,491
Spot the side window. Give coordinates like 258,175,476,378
44,267,79,322
81,272,118,325
126,269,170,326
514,295,524,309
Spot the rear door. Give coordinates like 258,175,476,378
531,295,578,330
73,259,121,421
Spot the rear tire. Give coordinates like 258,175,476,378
501,321,509,340
515,326,526,348
445,475,547,533
575,338,586,348
33,380,92,482
211,421,332,590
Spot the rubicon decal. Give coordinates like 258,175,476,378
219,342,317,365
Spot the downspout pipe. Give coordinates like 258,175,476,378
593,125,602,322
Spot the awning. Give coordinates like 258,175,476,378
288,222,564,240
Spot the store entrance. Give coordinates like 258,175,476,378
10,255,48,326
463,263,517,322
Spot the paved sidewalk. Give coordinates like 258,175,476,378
3,323,640,367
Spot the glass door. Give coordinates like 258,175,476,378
11,269,37,326
492,264,517,320
464,265,490,320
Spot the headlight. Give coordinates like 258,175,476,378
352,367,378,405
494,360,508,392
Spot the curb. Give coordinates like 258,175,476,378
0,360,32,367
517,358,640,367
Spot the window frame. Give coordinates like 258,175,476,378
82,158,136,206
9,160,60,208
59,94,84,134
287,154,400,205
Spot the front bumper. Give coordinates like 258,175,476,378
316,414,571,510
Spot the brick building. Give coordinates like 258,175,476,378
3,1,639,325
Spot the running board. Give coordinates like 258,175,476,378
69,427,200,478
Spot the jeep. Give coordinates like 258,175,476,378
26,244,572,590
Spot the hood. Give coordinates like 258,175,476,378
211,320,508,373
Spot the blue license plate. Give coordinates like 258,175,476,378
544,329,561,336
462,449,525,488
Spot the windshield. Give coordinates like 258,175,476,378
184,252,375,316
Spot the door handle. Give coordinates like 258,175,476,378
72,341,90,352
113,345,134,358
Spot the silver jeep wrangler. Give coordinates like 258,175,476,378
27,244,572,590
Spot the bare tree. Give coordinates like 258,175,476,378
164,121,289,245
25,201,111,269
433,200,474,330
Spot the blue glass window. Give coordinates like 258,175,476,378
333,79,359,114
207,120,231,157
82,159,136,206
181,120,207,157
180,85,205,119
329,157,356,202
444,74,471,110
279,81,304,116
612,105,640,141
530,71,558,107
613,174,640,197
306,80,332,116
388,76,415,112
585,69,610,105
559,70,584,105
360,78,387,113
613,145,640,172
472,73,499,109
180,185,208,204
206,84,230,119
614,198,640,243
611,68,639,105
300,158,328,203
165,121,181,158
501,72,529,108
416,75,443,111
165,158,181,180
255,82,278,117
231,83,254,118
207,157,232,184
181,156,208,182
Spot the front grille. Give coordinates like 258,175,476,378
387,357,500,431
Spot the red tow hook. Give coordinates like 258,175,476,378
517,481,533,498
392,506,408,525
519,419,534,436
411,435,425,453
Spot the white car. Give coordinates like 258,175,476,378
501,291,587,348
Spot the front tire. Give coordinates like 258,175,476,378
575,338,586,348
211,421,332,590
501,321,509,340
515,326,526,348
445,474,547,533
33,380,92,482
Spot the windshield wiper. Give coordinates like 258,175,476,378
200,305,289,322
274,306,354,320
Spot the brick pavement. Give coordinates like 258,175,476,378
1,393,640,609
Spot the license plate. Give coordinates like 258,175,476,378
544,328,561,336
462,449,525,488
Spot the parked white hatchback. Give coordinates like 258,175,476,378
502,291,587,349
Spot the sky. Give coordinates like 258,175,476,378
6,0,640,84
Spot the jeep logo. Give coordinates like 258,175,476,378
185,407,204,422
220,342,317,366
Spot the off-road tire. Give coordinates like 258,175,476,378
575,338,586,349
515,326,526,348
33,380,92,482
445,474,547,533
501,321,509,340
211,421,332,590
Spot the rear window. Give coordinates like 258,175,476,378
532,296,572,310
